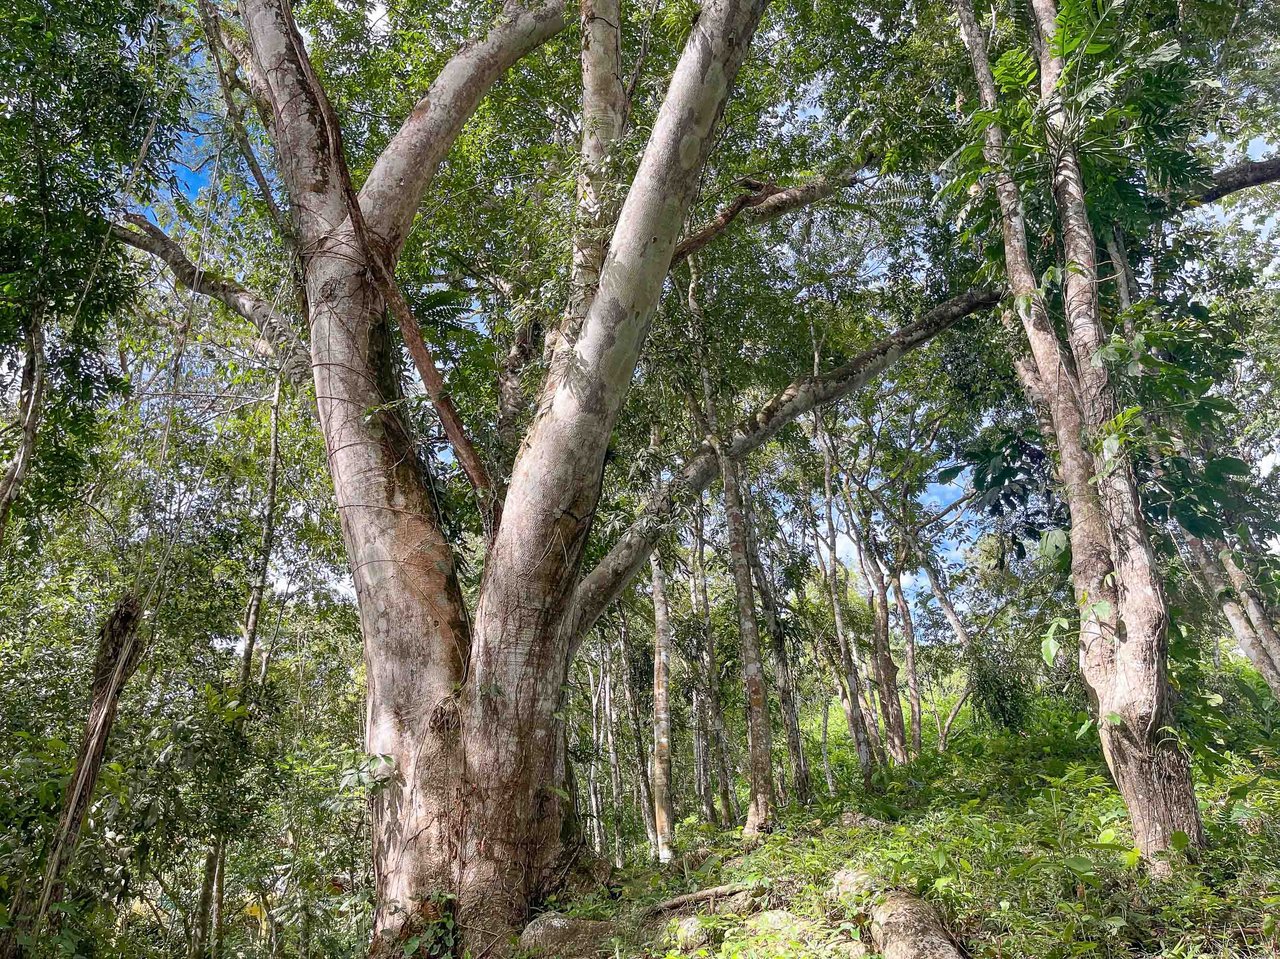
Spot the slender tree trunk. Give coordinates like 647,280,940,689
650,553,677,861
586,664,608,854
820,699,836,795
603,656,625,866
694,497,735,827
1219,545,1280,670
0,594,144,958
190,847,218,959
0,313,44,548
892,574,922,758
618,624,659,855
811,500,874,780
211,842,225,959
847,514,909,764
746,511,813,804
717,448,776,835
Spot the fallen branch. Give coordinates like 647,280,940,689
639,883,754,919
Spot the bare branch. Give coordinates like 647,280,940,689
111,216,310,388
672,164,877,264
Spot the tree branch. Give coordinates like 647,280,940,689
672,164,877,264
359,1,569,251
1196,155,1280,206
566,285,1001,643
111,216,310,388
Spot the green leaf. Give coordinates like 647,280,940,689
1063,855,1095,876
1169,831,1190,852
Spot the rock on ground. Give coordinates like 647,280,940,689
518,911,615,957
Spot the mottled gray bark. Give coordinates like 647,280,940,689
650,553,677,861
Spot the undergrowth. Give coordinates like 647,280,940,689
563,668,1280,958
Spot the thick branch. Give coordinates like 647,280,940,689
1196,155,1280,206
359,1,568,251
567,286,1001,642
672,165,875,264
111,216,310,388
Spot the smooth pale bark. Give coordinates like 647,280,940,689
592,665,613,853
718,447,776,835
1218,544,1280,684
687,529,717,824
461,1,768,936
0,595,144,959
0,313,45,547
649,553,677,861
746,513,813,805
892,574,923,759
1184,536,1280,696
815,450,875,779
846,512,909,765
693,498,735,827
602,656,624,866
956,0,1203,864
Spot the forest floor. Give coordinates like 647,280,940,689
528,696,1280,959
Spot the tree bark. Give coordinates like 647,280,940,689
746,509,813,805
955,0,1204,865
0,594,144,958
650,553,677,861
892,574,922,758
694,495,735,827
717,447,776,836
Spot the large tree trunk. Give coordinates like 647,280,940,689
955,0,1203,866
1,594,144,959
1029,0,1203,862
306,250,472,954
650,553,677,861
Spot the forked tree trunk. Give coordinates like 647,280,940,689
650,553,677,861
955,0,1203,866
1185,535,1280,696
0,594,144,959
